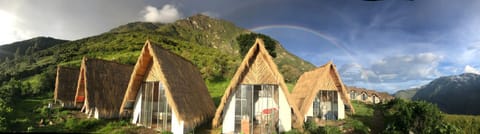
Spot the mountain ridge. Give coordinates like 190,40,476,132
395,73,480,115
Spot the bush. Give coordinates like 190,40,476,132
383,99,460,134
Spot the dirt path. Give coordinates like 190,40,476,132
371,107,386,134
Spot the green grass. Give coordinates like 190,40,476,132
348,100,378,133
444,114,480,133
286,83,295,92
351,101,374,117
206,80,230,106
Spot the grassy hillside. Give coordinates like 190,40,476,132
0,14,315,132
412,73,480,115
0,37,68,61
393,88,419,100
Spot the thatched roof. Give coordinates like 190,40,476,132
54,66,80,103
74,57,133,119
119,40,216,128
291,61,355,125
212,38,302,129
347,86,394,100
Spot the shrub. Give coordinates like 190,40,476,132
383,99,461,134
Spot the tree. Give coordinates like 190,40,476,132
14,48,21,61
236,33,277,58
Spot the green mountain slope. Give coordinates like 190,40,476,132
1,14,314,84
0,14,315,98
0,37,68,61
411,73,480,115
393,88,419,100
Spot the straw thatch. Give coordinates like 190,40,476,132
348,86,394,102
212,38,302,129
54,66,80,107
74,57,133,119
291,61,355,126
119,40,216,128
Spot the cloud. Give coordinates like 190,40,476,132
0,10,34,44
339,53,443,92
370,52,443,81
200,11,220,18
464,65,480,74
142,4,182,23
0,0,145,43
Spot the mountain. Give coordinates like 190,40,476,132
0,14,315,88
410,73,480,115
393,88,419,100
0,37,68,61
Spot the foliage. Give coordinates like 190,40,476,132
444,114,480,134
351,101,374,117
317,126,342,134
383,99,460,134
64,118,104,132
236,33,277,58
344,119,369,134
0,100,12,131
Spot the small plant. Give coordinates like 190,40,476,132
318,126,342,134
303,119,318,133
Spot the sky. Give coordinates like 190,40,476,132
1,0,480,93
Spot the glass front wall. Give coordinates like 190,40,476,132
139,81,171,131
234,84,279,134
312,91,338,120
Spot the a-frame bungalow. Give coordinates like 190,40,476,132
119,40,216,133
291,62,355,126
212,38,302,134
74,57,133,119
54,66,80,109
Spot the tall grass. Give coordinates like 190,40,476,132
444,114,480,133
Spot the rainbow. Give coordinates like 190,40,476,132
249,24,379,89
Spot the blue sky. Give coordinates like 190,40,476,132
1,0,480,93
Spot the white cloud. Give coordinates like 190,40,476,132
200,11,220,18
0,10,33,44
142,4,182,23
0,0,145,43
339,53,444,92
370,52,442,81
464,65,480,74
